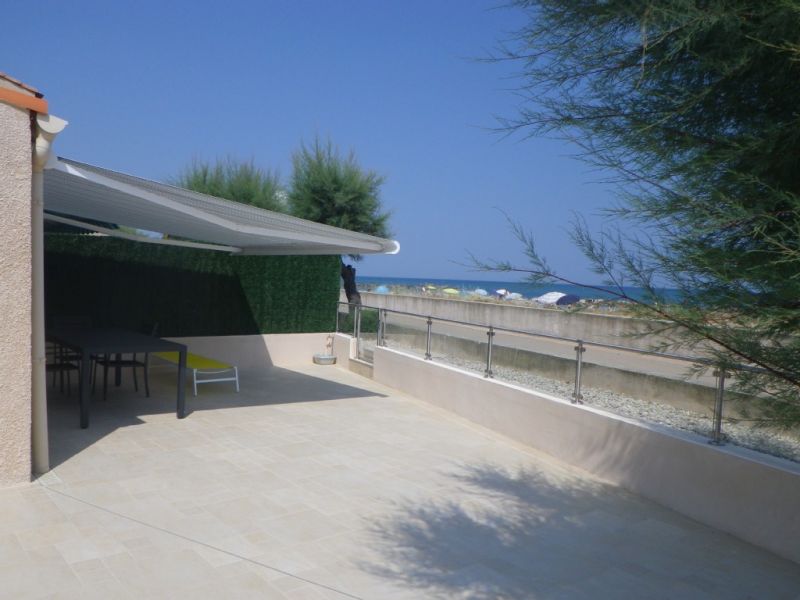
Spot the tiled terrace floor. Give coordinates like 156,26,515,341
2,364,799,599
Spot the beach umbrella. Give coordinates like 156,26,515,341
374,285,390,294
556,294,580,306
507,292,523,300
534,291,566,304
473,288,488,296
442,288,460,295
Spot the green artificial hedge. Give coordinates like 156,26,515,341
45,235,340,336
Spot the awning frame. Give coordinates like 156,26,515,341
43,157,400,257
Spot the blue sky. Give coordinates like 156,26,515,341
3,0,617,283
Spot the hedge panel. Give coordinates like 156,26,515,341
44,235,340,336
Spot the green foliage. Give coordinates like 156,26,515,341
173,157,286,212
45,235,339,336
489,1,800,426
288,137,391,259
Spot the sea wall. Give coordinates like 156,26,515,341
350,291,673,352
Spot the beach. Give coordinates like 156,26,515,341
356,275,659,314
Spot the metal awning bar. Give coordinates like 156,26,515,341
43,157,401,256
44,213,241,253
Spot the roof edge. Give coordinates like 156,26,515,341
0,72,42,95
0,87,48,114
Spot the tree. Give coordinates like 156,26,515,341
485,1,800,426
288,137,391,304
174,158,285,212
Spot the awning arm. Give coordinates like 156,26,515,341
44,214,242,253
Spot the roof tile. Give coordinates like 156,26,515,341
0,72,43,97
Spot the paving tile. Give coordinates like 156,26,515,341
0,364,795,599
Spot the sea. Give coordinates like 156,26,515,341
357,275,680,302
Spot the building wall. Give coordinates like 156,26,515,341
0,100,33,485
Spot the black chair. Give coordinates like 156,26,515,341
49,316,93,395
46,342,79,395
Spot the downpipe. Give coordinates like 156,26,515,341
31,113,68,475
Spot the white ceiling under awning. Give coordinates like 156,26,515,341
43,157,400,256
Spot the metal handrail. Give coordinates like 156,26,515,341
335,301,753,370
334,300,775,446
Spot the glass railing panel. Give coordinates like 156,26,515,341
489,329,575,401
574,347,720,438
429,320,489,377
355,307,379,363
336,303,357,335
382,311,429,358
490,329,727,441
720,384,800,463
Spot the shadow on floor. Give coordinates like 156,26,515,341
46,365,386,469
357,462,800,599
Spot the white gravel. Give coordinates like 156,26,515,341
373,340,800,464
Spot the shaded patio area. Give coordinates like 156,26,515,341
2,365,799,598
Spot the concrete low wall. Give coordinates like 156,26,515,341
333,334,800,564
167,333,331,369
333,333,356,369
359,291,648,342
355,291,677,352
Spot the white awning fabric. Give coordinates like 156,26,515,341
43,157,400,256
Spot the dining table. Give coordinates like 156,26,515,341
47,328,188,428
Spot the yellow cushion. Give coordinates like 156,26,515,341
153,351,232,371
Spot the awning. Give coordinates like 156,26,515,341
43,157,400,256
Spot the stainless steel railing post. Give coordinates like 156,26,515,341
425,317,433,360
354,305,362,359
484,326,495,378
572,340,585,404
335,303,340,334
710,367,727,445
378,309,386,347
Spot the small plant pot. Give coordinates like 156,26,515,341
313,353,336,365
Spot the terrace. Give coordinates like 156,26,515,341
1,102,795,596
3,62,798,599
3,353,800,598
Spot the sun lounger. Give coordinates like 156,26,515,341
152,351,239,396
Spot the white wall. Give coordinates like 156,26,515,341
166,333,331,369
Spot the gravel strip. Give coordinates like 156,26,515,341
376,340,800,464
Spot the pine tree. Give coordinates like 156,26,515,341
488,1,800,426
288,137,391,304
174,158,285,212
288,137,390,242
